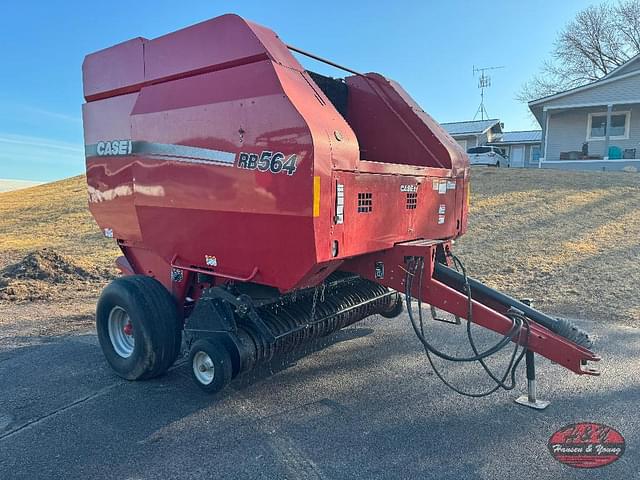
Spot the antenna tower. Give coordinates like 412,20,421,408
472,65,504,120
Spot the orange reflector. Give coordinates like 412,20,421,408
313,176,321,217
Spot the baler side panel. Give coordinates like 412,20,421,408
268,65,363,263
127,60,323,291
143,14,274,84
82,38,146,101
84,92,142,241
380,77,469,175
412,177,461,239
244,18,305,70
329,172,460,259
83,14,278,102
344,74,466,173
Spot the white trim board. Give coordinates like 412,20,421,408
543,112,550,160
529,69,640,107
543,100,640,111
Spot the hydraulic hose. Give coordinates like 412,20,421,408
433,262,592,349
405,255,530,398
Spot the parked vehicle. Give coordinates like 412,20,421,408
467,146,507,167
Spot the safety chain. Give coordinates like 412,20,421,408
309,282,327,322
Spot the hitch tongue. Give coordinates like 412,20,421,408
580,357,602,375
433,263,594,350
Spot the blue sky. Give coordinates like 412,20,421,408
0,0,597,182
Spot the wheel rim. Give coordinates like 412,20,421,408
193,351,215,385
108,306,135,358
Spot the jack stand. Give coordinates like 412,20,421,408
515,350,550,410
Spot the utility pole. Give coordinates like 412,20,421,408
472,65,504,120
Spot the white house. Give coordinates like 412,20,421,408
488,130,542,168
440,119,503,151
529,54,640,171
441,119,542,168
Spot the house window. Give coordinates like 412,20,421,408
530,145,541,163
587,111,630,140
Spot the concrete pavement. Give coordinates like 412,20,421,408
0,312,638,479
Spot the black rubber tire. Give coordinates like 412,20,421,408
189,339,233,393
96,275,182,380
379,292,404,319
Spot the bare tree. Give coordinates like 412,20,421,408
616,0,640,51
518,0,640,103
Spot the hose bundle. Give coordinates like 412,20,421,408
404,254,531,397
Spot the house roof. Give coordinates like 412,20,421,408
490,130,542,144
601,52,640,80
529,55,640,108
440,119,501,136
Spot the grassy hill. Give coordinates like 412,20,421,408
455,168,639,324
0,169,638,324
0,175,118,271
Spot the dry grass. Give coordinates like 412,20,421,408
456,167,640,325
0,175,118,272
0,169,638,325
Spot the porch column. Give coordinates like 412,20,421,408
603,104,613,160
539,109,548,167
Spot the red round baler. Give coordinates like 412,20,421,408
83,14,598,395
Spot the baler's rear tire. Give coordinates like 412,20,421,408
189,339,233,393
379,292,404,319
96,275,182,380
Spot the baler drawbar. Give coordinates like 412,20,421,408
82,14,599,399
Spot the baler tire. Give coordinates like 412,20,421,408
189,339,233,393
96,275,182,381
379,292,404,319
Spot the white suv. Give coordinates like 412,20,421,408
466,146,507,167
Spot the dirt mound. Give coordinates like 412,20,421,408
1,249,98,282
0,249,110,302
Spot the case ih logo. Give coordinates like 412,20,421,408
400,184,418,193
96,140,132,156
548,422,625,468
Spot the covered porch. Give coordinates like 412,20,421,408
537,102,640,171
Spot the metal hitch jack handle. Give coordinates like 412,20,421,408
514,350,550,410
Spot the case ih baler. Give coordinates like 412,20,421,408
82,14,599,399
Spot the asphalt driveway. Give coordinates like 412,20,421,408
0,312,638,479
